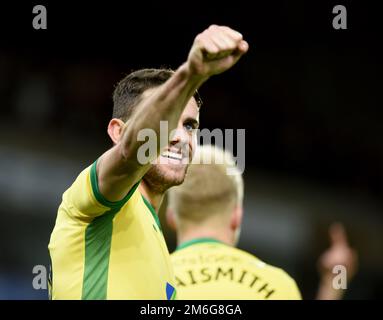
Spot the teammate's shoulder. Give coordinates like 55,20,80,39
232,247,295,280
255,258,299,291
265,264,297,285
258,262,301,299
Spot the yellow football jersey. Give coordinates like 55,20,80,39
48,161,176,300
171,238,301,300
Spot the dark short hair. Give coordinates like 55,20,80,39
112,68,202,121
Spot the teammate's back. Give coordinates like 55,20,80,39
171,238,301,300
167,145,302,300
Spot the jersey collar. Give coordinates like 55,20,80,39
176,237,224,251
141,195,162,232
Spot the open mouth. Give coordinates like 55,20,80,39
161,150,183,161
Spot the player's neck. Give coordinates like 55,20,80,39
139,182,164,213
178,226,235,247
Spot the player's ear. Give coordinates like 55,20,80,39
230,205,243,231
166,208,177,231
107,118,125,144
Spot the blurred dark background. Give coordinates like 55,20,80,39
0,0,382,299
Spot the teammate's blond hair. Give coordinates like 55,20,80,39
168,144,243,226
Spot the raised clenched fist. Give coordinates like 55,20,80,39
187,25,249,78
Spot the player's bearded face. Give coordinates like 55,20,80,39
144,99,199,193
144,145,192,191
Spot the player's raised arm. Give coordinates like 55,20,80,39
97,25,249,202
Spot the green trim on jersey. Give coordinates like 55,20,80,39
82,160,140,299
176,238,224,251
90,160,139,209
142,195,162,232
